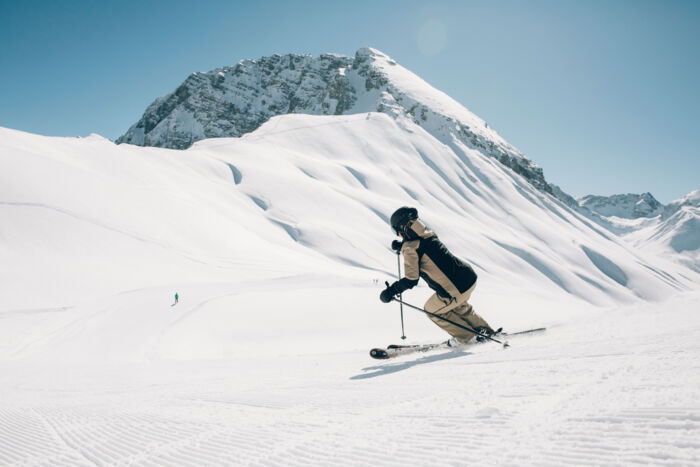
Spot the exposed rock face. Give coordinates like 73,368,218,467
117,53,356,150
117,48,552,194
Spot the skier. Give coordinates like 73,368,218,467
172,292,179,307
379,207,495,344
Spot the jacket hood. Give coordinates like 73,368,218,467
406,219,435,239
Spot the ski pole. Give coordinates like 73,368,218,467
396,252,406,340
391,297,506,346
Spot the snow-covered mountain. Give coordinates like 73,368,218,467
579,192,664,219
575,191,700,271
116,46,699,272
118,47,552,194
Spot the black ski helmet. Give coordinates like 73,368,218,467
390,207,418,235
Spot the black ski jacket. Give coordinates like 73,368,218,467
393,219,477,299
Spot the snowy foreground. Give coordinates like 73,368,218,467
1,286,699,466
1,111,699,465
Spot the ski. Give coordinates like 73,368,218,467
501,327,546,337
370,341,448,359
369,327,546,360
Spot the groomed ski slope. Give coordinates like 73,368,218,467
1,112,699,465
1,287,699,466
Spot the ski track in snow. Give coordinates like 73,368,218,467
1,295,699,467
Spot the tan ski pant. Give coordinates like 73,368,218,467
424,282,492,344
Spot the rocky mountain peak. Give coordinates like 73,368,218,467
579,192,664,219
116,48,552,194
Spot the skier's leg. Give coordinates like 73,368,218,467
451,283,494,336
425,283,493,344
453,303,494,335
424,293,478,343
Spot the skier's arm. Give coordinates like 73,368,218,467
380,240,420,303
393,277,418,294
380,277,418,303
393,240,420,293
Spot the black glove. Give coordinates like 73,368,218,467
391,240,403,252
380,281,399,303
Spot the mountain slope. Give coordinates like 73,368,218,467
2,113,695,316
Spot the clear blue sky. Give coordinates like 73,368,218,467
1,0,698,202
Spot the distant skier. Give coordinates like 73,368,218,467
172,292,179,307
379,207,495,344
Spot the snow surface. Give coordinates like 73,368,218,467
1,112,699,465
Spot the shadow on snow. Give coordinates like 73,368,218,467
349,349,472,380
